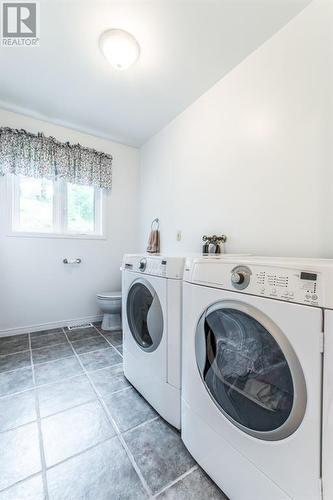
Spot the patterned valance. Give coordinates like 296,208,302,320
0,127,113,189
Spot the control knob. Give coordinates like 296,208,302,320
230,265,251,290
139,258,147,272
231,272,245,285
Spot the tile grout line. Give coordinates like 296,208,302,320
0,348,30,358
62,327,154,499
93,325,197,498
0,383,35,400
152,465,199,498
122,415,159,435
0,368,84,400
0,362,32,377
28,333,50,500
45,435,115,473
92,325,124,355
1,329,195,499
0,417,36,436
0,331,120,377
0,397,97,436
0,329,111,361
1,435,117,493
0,471,43,496
99,384,132,396
36,397,98,422
0,360,125,402
0,331,70,359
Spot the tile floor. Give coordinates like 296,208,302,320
0,324,227,500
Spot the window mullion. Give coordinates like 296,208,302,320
95,187,103,235
53,178,65,233
12,175,20,231
61,180,68,234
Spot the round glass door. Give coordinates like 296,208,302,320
127,280,163,352
195,301,307,440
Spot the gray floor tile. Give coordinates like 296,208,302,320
0,367,34,397
66,327,100,342
38,375,95,417
47,437,148,500
103,386,157,433
115,345,123,356
32,343,73,365
102,331,123,347
71,336,109,354
31,331,68,350
42,400,115,466
79,347,122,372
34,357,83,386
0,389,37,432
90,364,130,399
124,418,195,494
0,351,31,373
0,422,41,491
157,467,228,499
0,334,29,355
30,328,63,338
0,474,45,500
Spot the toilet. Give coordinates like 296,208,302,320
96,291,122,331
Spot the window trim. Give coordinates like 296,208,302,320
8,174,106,240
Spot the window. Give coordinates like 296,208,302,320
11,175,103,237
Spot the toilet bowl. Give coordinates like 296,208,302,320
96,291,122,331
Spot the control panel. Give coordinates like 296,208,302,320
185,258,323,307
252,268,319,306
228,265,320,306
122,254,185,279
136,257,166,276
123,258,166,275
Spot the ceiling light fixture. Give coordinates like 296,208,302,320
99,29,140,70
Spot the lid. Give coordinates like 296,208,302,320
97,291,122,299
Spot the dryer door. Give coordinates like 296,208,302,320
126,279,163,353
195,300,307,441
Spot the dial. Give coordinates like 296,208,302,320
139,258,147,272
230,265,252,290
231,272,245,285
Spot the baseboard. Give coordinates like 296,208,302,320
0,314,103,337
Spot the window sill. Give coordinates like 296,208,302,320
7,231,107,241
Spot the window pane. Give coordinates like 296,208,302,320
67,183,95,233
18,176,54,231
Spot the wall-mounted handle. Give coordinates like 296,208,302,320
63,258,82,264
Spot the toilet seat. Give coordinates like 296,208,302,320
97,291,121,300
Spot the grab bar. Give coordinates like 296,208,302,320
63,258,82,264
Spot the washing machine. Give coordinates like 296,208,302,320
122,254,185,429
323,306,333,500
181,256,333,500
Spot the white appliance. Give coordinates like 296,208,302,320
122,254,185,429
96,291,122,331
323,309,333,500
181,256,333,500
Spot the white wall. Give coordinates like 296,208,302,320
0,109,140,334
139,0,333,258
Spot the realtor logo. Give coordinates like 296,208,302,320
1,1,39,46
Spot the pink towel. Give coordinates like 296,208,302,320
146,229,160,254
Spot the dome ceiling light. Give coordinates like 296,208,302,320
99,29,140,70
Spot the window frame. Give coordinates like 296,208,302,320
8,174,106,240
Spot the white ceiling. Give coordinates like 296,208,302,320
0,0,311,147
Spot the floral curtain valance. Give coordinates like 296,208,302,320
0,127,113,189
